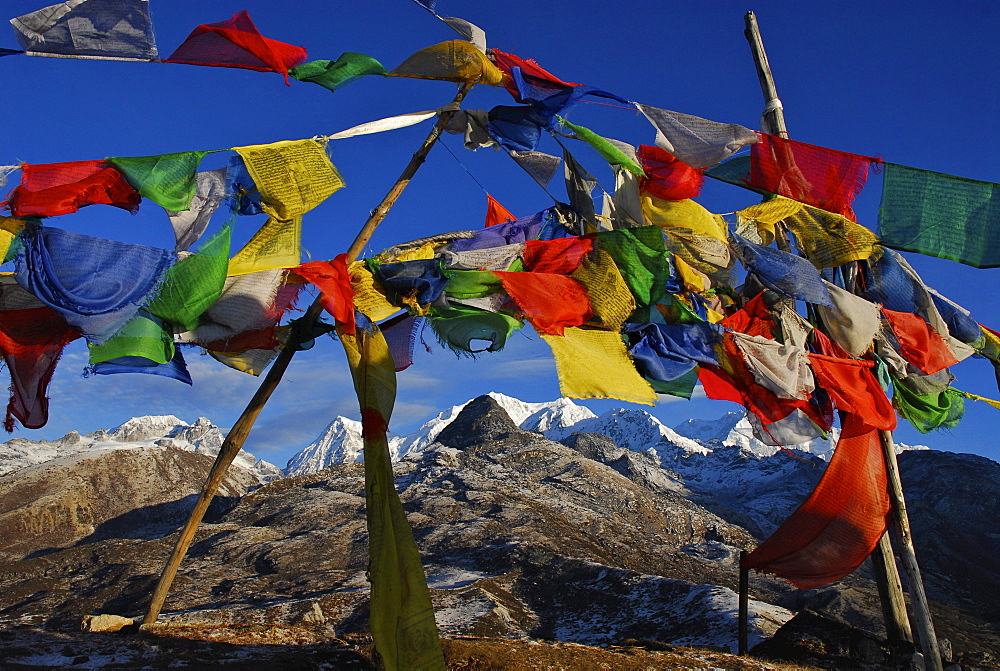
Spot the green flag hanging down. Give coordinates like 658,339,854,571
878,162,1000,268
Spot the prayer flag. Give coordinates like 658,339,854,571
390,40,504,85
485,194,516,228
429,306,521,355
523,236,593,275
165,168,227,252
637,145,704,201
570,248,635,329
327,110,438,140
15,224,175,343
107,151,212,212
542,326,657,405
227,216,302,277
233,139,344,220
294,254,356,336
496,270,592,336
147,225,231,332
11,0,157,61
165,10,307,84
641,195,728,243
747,134,879,221
490,48,578,101
289,53,388,92
808,353,896,431
441,16,486,53
340,327,446,671
882,308,959,375
5,159,140,217
741,413,890,589
877,163,1000,268
0,305,80,431
635,103,758,168
182,269,299,346
596,226,669,308
88,312,174,366
733,234,832,307
381,313,424,371
558,116,645,177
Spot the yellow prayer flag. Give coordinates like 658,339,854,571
341,327,445,671
350,261,400,321
571,249,635,329
641,195,729,242
542,327,657,405
736,197,803,244
380,241,441,263
208,326,290,376
390,40,504,86
672,253,709,293
234,139,345,220
227,216,302,277
783,203,880,268
0,216,25,262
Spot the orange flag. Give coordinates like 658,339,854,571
485,194,516,227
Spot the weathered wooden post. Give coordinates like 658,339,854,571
738,550,749,655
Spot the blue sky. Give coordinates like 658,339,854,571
2,0,998,467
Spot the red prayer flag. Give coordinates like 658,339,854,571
294,254,356,336
0,306,81,431
881,308,959,375
4,160,141,217
741,412,890,589
490,48,578,100
485,194,516,228
495,271,592,336
165,10,308,85
808,353,897,431
522,236,594,275
747,134,880,221
637,145,704,201
721,292,775,338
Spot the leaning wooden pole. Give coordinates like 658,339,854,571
143,81,476,625
743,11,937,666
880,429,943,670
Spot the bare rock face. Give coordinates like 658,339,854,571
0,447,258,561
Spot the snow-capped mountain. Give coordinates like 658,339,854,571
285,392,598,474
0,416,282,483
285,417,366,477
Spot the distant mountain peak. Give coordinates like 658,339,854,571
435,395,525,450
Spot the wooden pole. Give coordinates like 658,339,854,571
743,11,788,139
870,531,914,647
880,429,944,671
142,81,476,625
742,12,931,664
738,550,749,655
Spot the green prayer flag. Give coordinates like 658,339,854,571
429,306,522,356
289,53,389,92
878,163,1000,268
147,226,231,331
443,269,503,300
648,367,699,399
558,116,646,178
596,226,668,308
892,377,965,433
88,313,174,365
107,151,212,211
